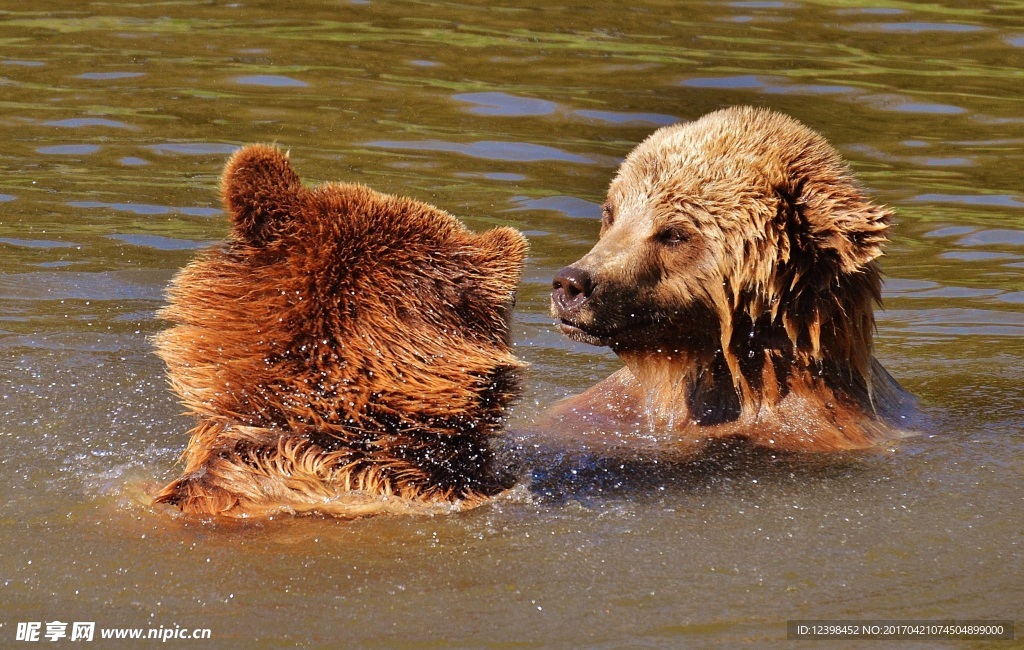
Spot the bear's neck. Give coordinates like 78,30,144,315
616,345,872,429
617,348,741,426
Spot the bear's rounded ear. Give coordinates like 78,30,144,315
221,144,303,247
774,172,888,276
474,226,529,285
796,180,891,275
767,178,890,375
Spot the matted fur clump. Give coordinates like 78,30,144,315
155,145,527,517
550,106,913,452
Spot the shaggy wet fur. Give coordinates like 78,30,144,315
155,145,527,517
549,106,913,452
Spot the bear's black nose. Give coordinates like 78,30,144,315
552,266,593,313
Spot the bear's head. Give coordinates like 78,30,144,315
156,145,527,500
551,107,891,409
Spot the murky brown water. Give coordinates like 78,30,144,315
1,1,1022,647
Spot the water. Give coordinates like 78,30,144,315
1,1,1022,647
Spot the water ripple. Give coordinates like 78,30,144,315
885,308,1024,337
957,229,1024,247
854,22,986,34
941,251,1018,262
508,195,602,219
681,75,857,96
728,1,794,7
0,238,80,249
682,75,765,89
107,234,211,251
235,75,308,87
924,226,975,238
77,72,144,80
45,118,132,129
454,92,557,117
147,143,238,156
858,94,967,115
37,145,101,155
456,172,527,182
680,76,966,115
912,194,1024,209
836,7,905,14
0,271,164,302
997,291,1024,304
574,109,678,126
764,84,857,96
69,201,220,217
367,139,593,163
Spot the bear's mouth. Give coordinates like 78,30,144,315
558,316,661,347
557,318,606,346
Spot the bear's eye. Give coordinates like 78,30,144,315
656,226,690,246
601,202,615,227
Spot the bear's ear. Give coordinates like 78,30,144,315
786,177,891,276
473,226,529,287
767,177,890,373
221,144,304,247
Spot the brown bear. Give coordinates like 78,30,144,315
154,144,528,517
549,106,913,454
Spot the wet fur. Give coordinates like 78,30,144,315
549,106,914,452
155,145,527,517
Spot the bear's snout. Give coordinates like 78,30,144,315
551,265,593,316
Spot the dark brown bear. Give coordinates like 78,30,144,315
549,106,913,454
155,145,527,517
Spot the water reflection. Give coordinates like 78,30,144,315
146,143,239,155
45,118,133,128
681,75,968,115
106,234,212,251
235,74,308,87
913,193,1024,209
69,201,221,217
0,238,80,249
77,71,144,80
509,196,602,219
368,139,595,163
454,92,559,116
574,109,677,125
851,22,987,33
36,144,102,155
